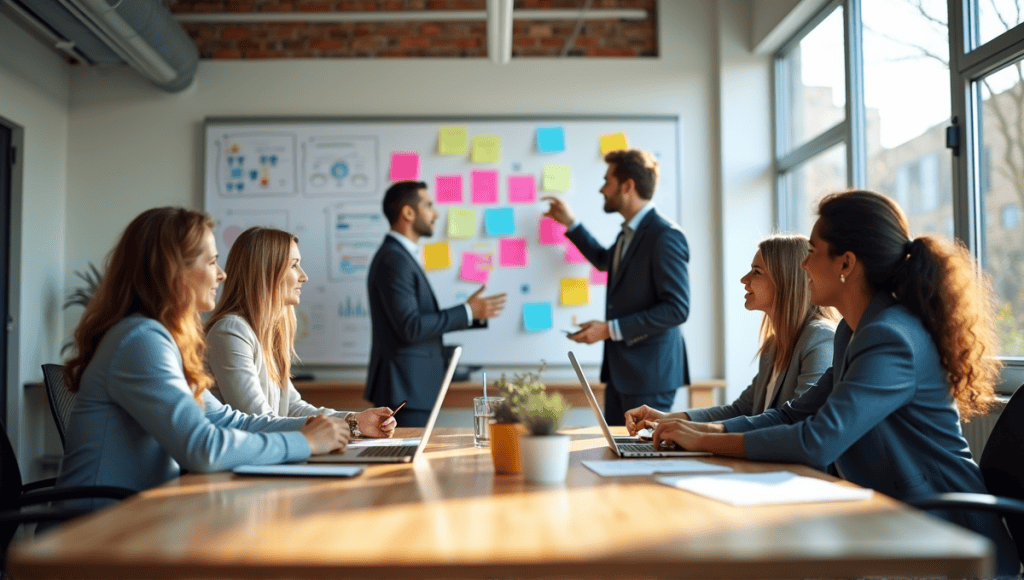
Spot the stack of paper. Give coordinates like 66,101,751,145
656,471,873,506
582,459,732,477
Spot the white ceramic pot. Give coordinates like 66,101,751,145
518,434,570,484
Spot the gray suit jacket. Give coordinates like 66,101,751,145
722,292,1020,575
686,319,834,422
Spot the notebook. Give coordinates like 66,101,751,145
568,351,711,458
306,346,461,464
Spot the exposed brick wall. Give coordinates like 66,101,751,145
166,0,657,59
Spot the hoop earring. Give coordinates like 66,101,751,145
840,274,846,284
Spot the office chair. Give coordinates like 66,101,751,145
40,364,74,449
0,421,134,575
908,384,1024,574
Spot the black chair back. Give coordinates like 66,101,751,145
41,364,73,449
1,423,25,569
980,385,1024,556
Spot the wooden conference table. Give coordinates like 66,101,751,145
8,427,993,579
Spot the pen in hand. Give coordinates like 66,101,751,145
386,400,407,419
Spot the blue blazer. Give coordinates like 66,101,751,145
687,318,834,422
565,208,690,395
721,292,1020,575
364,236,483,410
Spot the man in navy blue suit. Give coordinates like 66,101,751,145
366,181,507,426
543,149,690,426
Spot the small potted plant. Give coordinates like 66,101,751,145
518,390,569,484
489,363,547,475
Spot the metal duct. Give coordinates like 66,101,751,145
4,0,198,92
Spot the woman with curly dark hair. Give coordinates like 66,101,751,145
649,190,1019,575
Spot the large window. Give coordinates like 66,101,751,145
774,0,1024,364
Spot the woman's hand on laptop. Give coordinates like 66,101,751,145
651,420,705,451
355,407,398,438
624,405,668,435
302,415,351,455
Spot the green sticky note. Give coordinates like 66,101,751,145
438,126,467,155
543,164,572,192
471,135,502,163
448,208,478,238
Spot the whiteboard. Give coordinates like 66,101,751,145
203,117,680,366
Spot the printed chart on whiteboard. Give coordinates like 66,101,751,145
204,117,681,365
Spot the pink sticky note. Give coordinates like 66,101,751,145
471,170,499,204
565,243,588,264
590,267,608,285
460,252,490,283
390,152,420,182
435,174,463,203
508,175,537,203
499,237,528,267
538,217,568,245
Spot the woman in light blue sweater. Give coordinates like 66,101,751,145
56,208,350,509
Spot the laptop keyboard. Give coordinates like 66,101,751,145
357,445,417,458
620,443,661,453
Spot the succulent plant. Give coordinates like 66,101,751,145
519,391,567,436
488,361,567,435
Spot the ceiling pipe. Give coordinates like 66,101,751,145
170,9,648,24
486,0,512,64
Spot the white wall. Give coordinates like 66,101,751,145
0,10,70,474
64,0,722,386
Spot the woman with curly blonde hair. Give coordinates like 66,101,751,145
57,208,350,511
649,190,1019,575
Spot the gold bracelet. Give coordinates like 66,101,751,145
346,413,362,439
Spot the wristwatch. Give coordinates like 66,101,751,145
346,412,362,439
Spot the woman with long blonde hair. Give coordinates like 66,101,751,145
57,208,350,510
625,234,838,427
647,190,1019,575
206,227,395,439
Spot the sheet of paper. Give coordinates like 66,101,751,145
471,134,502,163
536,126,566,153
561,277,589,305
507,174,537,203
599,132,629,155
582,460,733,477
499,237,528,267
538,217,568,245
233,464,366,477
565,243,588,264
438,126,468,155
460,252,490,283
523,301,553,331
542,163,572,192
435,174,463,203
423,241,451,271
485,207,515,235
448,208,477,238
656,471,874,506
590,267,608,285
390,152,421,181
471,169,499,204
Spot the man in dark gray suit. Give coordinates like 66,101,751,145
365,181,506,426
543,149,690,426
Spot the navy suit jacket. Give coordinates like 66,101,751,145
364,236,483,410
722,292,1020,575
565,208,690,395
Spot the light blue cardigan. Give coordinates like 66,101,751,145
721,293,1020,575
55,315,310,509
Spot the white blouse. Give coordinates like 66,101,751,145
207,314,350,419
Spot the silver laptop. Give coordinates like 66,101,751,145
307,346,461,464
568,351,711,458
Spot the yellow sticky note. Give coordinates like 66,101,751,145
448,208,478,238
438,126,467,155
423,241,451,271
471,135,502,163
561,277,589,306
599,132,629,155
543,164,572,192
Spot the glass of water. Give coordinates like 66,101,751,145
473,396,504,448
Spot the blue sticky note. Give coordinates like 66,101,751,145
485,207,516,236
523,302,553,332
536,127,565,153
